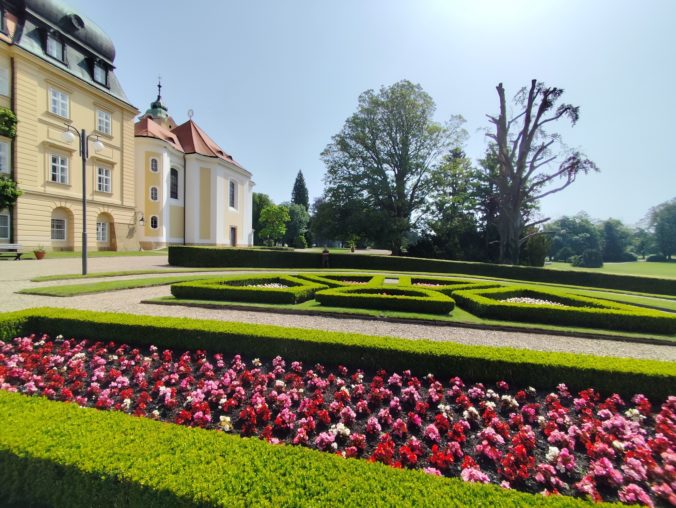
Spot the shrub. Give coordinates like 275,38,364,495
168,246,676,296
646,254,667,262
571,249,603,268
171,274,326,304
315,286,455,315
2,308,674,399
405,276,502,296
295,273,381,288
453,286,676,335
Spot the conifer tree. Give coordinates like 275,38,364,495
291,170,309,210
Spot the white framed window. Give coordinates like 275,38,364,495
150,215,158,229
149,186,158,201
0,63,9,97
0,213,9,240
51,218,66,240
96,167,111,193
46,33,64,61
96,110,111,135
50,154,68,184
93,62,107,85
49,87,69,118
229,180,237,208
150,158,158,172
0,140,10,173
96,221,108,242
170,168,179,199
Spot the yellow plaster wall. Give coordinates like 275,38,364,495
169,204,184,238
7,48,138,249
199,167,211,240
143,152,161,237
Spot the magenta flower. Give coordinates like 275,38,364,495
619,484,654,507
423,423,441,443
461,467,490,484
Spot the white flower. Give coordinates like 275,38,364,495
485,389,499,401
546,446,560,463
252,358,262,367
151,410,160,419
219,416,233,431
624,408,645,423
612,440,625,452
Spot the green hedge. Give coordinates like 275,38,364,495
316,286,455,315
168,246,676,296
295,273,381,287
402,275,502,296
0,391,598,508
454,286,676,335
171,275,327,304
2,308,674,400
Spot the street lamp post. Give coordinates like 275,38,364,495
63,125,104,275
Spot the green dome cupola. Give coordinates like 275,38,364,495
144,80,169,121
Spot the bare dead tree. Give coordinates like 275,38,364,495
486,79,599,264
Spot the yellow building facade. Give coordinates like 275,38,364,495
0,0,140,251
0,0,254,252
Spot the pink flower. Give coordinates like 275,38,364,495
590,457,624,487
365,416,381,435
619,484,654,507
461,467,490,484
314,432,335,451
423,424,441,443
423,467,442,476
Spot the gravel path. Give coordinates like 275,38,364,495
1,255,675,362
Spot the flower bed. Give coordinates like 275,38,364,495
453,287,676,335
402,275,502,295
315,286,455,314
170,274,327,304
1,333,674,506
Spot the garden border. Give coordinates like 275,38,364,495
315,285,455,314
2,308,674,399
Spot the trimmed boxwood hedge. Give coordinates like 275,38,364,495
295,273,380,287
2,308,674,400
454,286,676,335
168,246,676,296
316,286,455,314
0,391,598,508
171,275,327,304
402,275,502,295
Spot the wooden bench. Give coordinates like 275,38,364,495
0,243,23,260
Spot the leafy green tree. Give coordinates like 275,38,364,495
252,193,274,245
649,198,676,259
258,204,290,246
631,228,654,259
283,202,310,248
599,218,632,262
291,170,310,210
413,149,485,260
486,80,598,264
321,80,465,255
545,213,601,261
0,175,22,210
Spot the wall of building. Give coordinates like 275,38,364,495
9,48,138,250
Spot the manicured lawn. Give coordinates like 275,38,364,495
18,275,222,297
545,260,676,279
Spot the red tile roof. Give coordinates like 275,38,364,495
134,117,183,152
134,117,245,171
171,120,244,169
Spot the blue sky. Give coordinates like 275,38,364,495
68,0,675,225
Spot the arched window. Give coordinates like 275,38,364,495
150,158,158,172
150,186,158,201
150,216,158,229
170,168,179,199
